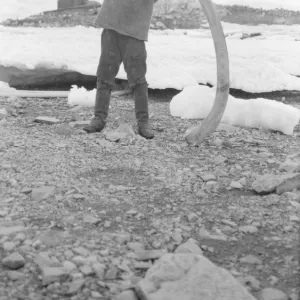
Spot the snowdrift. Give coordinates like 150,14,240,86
170,85,300,135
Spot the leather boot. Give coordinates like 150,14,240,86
83,88,111,133
134,82,155,139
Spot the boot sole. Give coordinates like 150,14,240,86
83,127,104,134
138,131,155,139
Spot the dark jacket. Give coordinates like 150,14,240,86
94,0,157,41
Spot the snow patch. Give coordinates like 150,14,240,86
68,86,96,107
0,81,16,91
1,26,300,93
170,85,300,135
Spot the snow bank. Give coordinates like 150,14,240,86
1,26,300,93
68,86,96,107
0,82,16,91
170,85,300,135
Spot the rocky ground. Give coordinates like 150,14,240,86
0,92,300,300
2,2,300,30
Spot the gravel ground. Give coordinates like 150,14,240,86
0,94,299,300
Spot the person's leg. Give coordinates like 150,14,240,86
120,36,154,139
83,29,122,133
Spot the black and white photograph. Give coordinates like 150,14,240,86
0,0,299,299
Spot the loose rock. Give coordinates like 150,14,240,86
34,116,60,124
135,253,256,300
252,174,296,194
259,288,288,300
42,267,69,285
31,186,56,202
2,252,26,270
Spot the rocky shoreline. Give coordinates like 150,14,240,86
1,4,300,30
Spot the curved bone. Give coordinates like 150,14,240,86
185,0,230,146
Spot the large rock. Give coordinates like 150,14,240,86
134,253,256,300
2,253,26,270
276,174,300,194
251,174,297,194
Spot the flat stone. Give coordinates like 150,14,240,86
31,186,55,202
69,120,90,128
135,253,256,300
239,254,262,265
2,252,25,270
105,131,128,142
259,288,288,300
34,116,60,124
42,267,69,285
252,174,297,194
276,174,300,195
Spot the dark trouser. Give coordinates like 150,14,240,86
94,29,149,124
